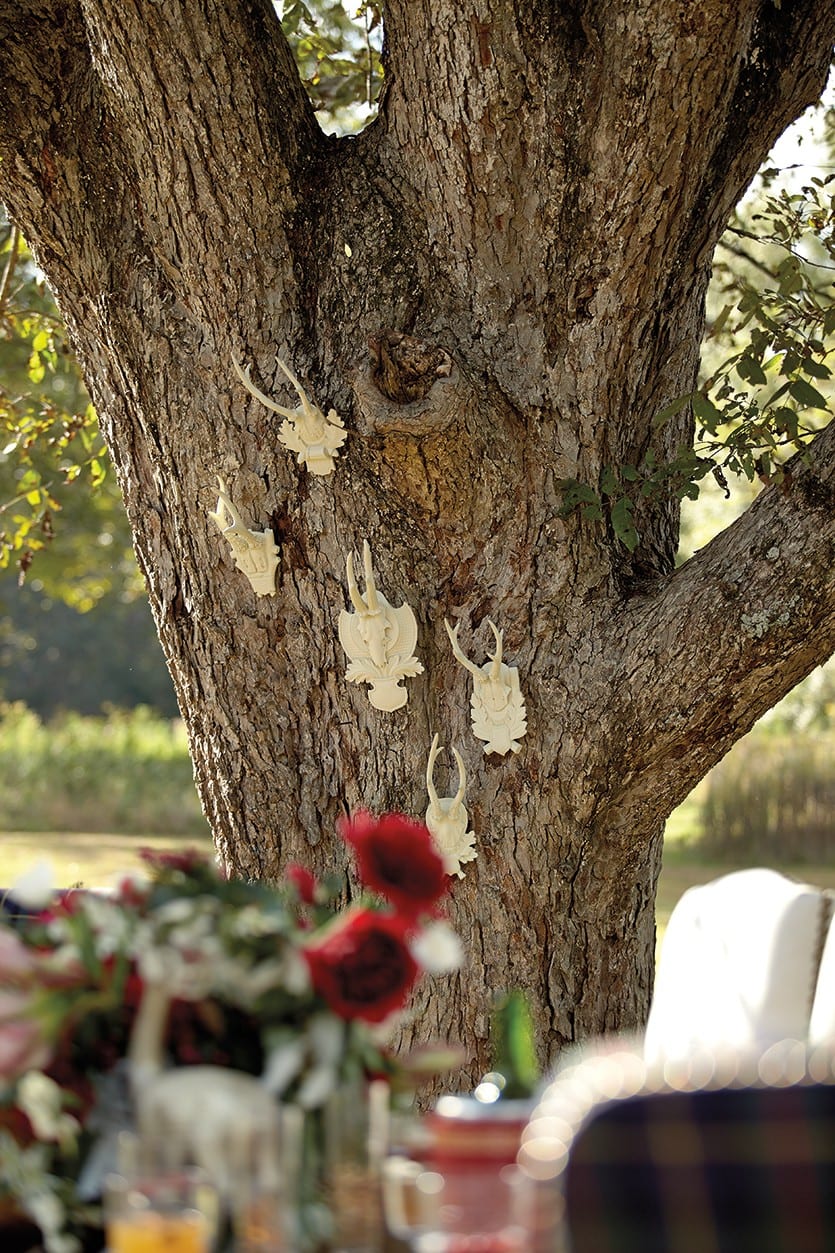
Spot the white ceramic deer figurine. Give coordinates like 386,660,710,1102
233,354,347,475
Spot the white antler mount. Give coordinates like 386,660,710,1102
208,476,279,597
445,618,527,755
425,733,476,878
233,355,347,476
338,540,423,712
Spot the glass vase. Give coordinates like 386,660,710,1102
280,1078,389,1252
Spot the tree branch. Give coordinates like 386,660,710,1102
78,0,322,221
0,0,322,326
620,422,835,818
675,0,835,273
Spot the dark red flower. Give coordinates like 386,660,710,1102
303,909,419,1023
340,811,447,918
115,875,150,910
139,847,208,874
285,863,318,905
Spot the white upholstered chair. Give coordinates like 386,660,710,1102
645,868,834,1065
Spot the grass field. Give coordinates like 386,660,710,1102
656,794,835,938
1,786,832,952
0,830,212,891
3,805,835,944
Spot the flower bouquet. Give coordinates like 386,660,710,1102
0,812,463,1252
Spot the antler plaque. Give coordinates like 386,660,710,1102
208,476,278,597
338,541,423,711
445,618,527,755
233,355,347,476
425,733,477,878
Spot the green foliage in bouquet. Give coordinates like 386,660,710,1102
486,990,540,1101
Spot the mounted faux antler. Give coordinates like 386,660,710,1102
445,618,527,755
425,732,477,878
347,541,383,630
208,476,279,597
338,540,423,712
233,355,347,476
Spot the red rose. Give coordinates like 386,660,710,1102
139,847,208,874
340,811,447,919
303,909,419,1023
285,863,318,905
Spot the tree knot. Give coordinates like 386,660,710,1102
369,330,453,404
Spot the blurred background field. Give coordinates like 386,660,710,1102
0,702,208,836
2,700,835,937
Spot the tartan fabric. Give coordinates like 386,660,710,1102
564,1084,835,1253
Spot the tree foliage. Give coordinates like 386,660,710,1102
279,0,382,127
558,138,835,551
0,215,139,607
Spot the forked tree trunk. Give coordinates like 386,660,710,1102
2,0,835,1078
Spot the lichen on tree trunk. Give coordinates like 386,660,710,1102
1,0,835,1080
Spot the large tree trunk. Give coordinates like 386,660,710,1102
2,0,835,1078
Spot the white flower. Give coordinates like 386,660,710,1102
44,1233,80,1253
77,894,135,956
137,946,217,999
295,1064,337,1109
281,949,313,997
409,921,464,973
308,1012,346,1069
0,1128,50,1192
261,1037,305,1096
17,1072,79,1148
230,905,286,938
153,897,208,926
11,861,55,911
25,1189,80,1253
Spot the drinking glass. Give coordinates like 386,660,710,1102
104,1164,218,1253
406,1163,533,1253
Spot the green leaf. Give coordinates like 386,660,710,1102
799,358,831,380
772,407,799,440
691,392,724,432
27,351,45,384
736,355,768,386
488,991,540,1099
652,393,691,428
709,303,734,338
610,496,639,551
788,378,829,410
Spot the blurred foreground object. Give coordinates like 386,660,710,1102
521,1039,835,1253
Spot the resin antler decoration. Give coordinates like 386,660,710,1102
208,476,279,597
233,354,347,476
445,618,527,755
338,540,423,711
425,733,477,878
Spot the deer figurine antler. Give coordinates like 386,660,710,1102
208,476,279,597
445,618,527,755
425,733,477,878
233,355,347,476
338,540,423,711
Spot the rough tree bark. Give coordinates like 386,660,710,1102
1,1,834,1077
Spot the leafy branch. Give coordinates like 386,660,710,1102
559,169,835,551
0,219,109,584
